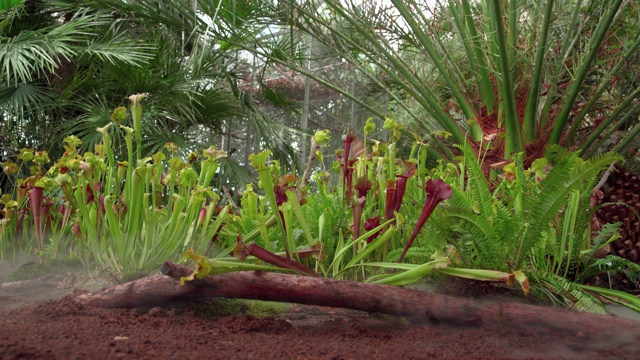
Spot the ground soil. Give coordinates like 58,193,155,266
1,260,639,360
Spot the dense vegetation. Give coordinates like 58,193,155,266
1,0,639,314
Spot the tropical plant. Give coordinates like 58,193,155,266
0,96,242,274
210,0,640,165
0,0,153,152
0,0,302,193
444,144,640,312
178,121,531,298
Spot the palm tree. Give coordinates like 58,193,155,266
213,0,640,166
0,0,153,154
1,0,303,185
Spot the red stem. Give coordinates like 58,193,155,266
240,241,319,277
29,186,44,250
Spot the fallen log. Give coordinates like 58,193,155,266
74,274,196,308
158,262,640,336
75,261,640,340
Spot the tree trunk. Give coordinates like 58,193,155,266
74,261,640,340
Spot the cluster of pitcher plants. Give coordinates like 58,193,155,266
0,94,228,274
1,96,640,313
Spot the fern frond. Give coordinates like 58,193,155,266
491,196,519,248
446,208,494,240
445,209,511,269
596,202,640,223
515,150,622,269
448,187,473,210
546,146,574,161
576,255,640,283
386,246,430,263
580,222,621,269
536,272,609,314
457,144,493,218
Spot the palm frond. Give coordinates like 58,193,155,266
0,29,74,85
0,83,56,118
81,28,154,66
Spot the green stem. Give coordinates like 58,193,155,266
581,86,640,155
488,0,524,156
391,0,480,139
256,168,285,239
508,0,517,74
461,0,495,112
539,0,583,130
523,0,554,141
286,189,314,246
566,33,640,143
548,0,624,147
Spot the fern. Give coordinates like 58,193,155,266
446,205,495,240
557,190,581,278
509,153,528,223
516,149,576,268
597,202,640,224
535,272,609,314
442,146,625,313
386,246,429,263
444,146,511,270
565,186,597,273
580,222,621,270
457,144,493,217
515,148,622,269
576,255,640,284
445,206,506,269
305,193,347,266
554,184,598,278
422,145,637,314
445,152,531,272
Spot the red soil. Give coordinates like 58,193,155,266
0,295,638,360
